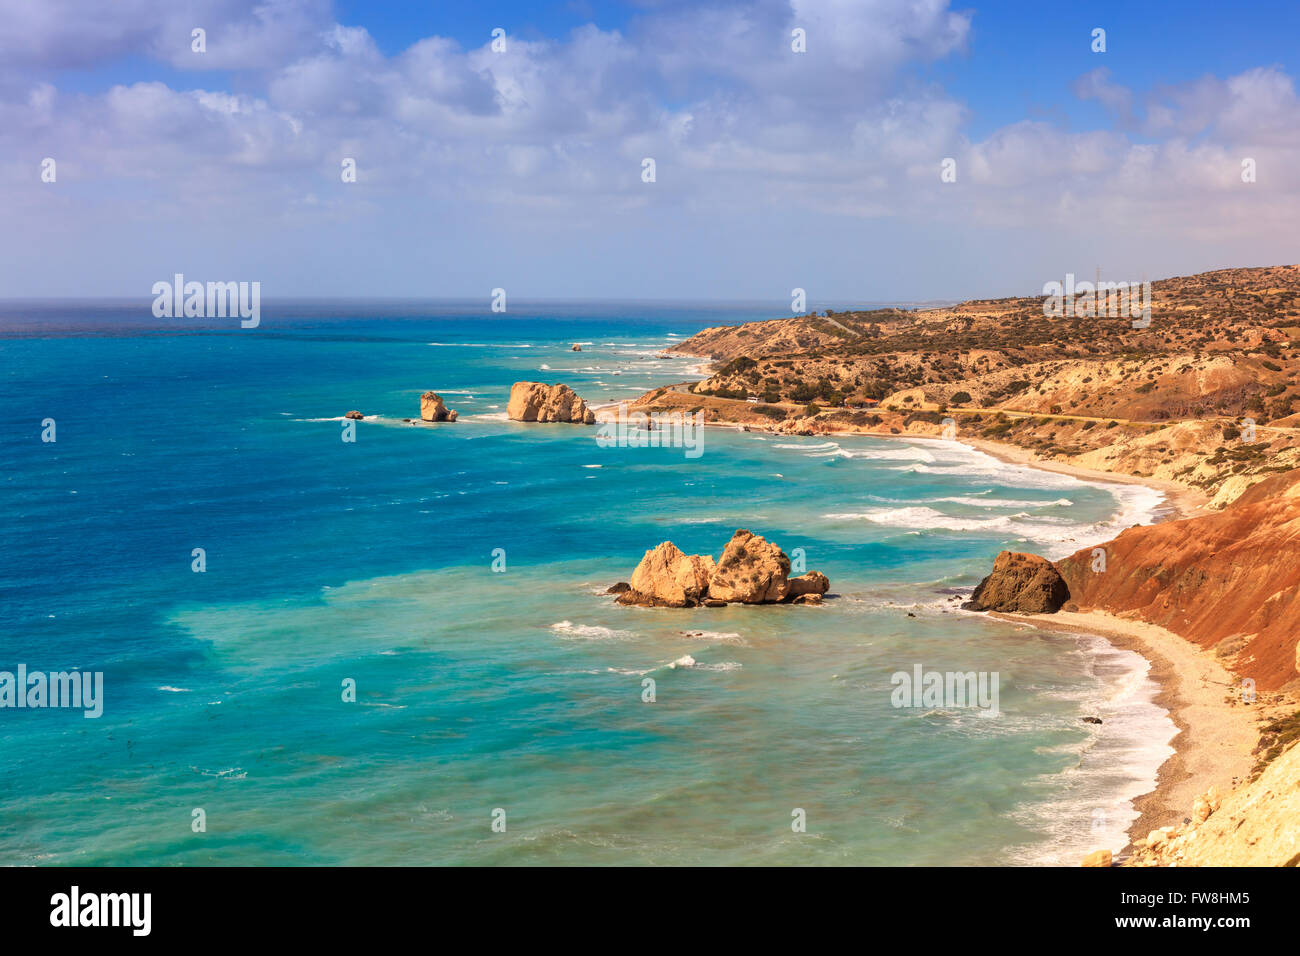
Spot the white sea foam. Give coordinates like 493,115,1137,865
1006,633,1177,866
549,621,635,641
678,630,746,645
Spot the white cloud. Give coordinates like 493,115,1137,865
0,0,1297,297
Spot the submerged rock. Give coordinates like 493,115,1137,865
962,551,1070,613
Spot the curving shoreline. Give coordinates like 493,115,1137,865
991,609,1257,859
645,347,1255,864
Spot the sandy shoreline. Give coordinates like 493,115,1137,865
990,610,1258,859
893,434,1254,860
664,352,1249,862
959,436,1210,522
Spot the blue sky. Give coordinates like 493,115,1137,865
3,0,1299,302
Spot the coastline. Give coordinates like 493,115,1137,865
958,436,1210,522
839,429,1238,856
867,432,1249,859
989,610,1258,858
658,347,1248,863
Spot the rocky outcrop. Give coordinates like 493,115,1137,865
707,530,791,603
1081,849,1112,867
420,391,458,422
618,542,716,608
963,551,1070,613
507,382,595,424
613,530,828,607
344,410,364,420
1056,468,1300,691
1123,754,1300,866
787,571,829,598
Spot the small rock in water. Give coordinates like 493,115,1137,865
1081,716,1103,725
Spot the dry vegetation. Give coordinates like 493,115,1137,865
645,264,1300,507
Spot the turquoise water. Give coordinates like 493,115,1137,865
0,302,1175,865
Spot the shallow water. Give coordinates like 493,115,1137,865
0,301,1175,865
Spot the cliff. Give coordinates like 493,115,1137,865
1056,468,1300,692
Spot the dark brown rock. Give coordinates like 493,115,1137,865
963,551,1070,613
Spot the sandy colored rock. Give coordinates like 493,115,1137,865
507,381,596,424
1081,849,1112,867
611,530,829,608
787,571,829,598
625,542,716,608
963,551,1070,613
344,410,364,420
420,391,457,422
1192,795,1212,824
707,530,791,604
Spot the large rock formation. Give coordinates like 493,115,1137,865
420,392,458,422
1056,468,1300,691
616,542,716,607
507,382,595,424
707,530,792,603
963,551,1070,613
612,530,828,607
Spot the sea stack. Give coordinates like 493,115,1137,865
507,381,596,424
962,551,1069,613
420,391,458,422
612,530,829,607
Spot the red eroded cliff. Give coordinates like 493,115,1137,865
1055,469,1300,691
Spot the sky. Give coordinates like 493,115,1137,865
3,0,1300,303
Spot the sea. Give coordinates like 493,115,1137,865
0,299,1176,865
